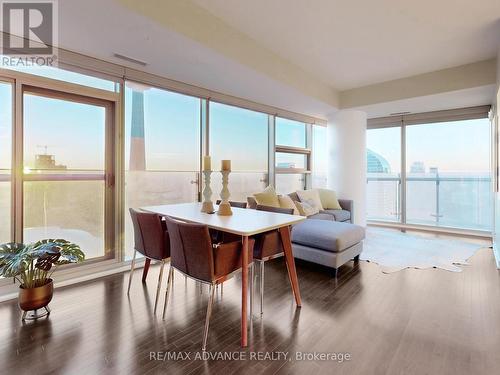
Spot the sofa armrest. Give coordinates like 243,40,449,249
338,199,354,223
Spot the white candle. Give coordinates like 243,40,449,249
203,156,211,171
221,160,231,171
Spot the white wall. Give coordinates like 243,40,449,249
327,110,367,226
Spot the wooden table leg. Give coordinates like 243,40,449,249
241,235,249,347
279,226,302,307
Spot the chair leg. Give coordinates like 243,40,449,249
202,284,215,351
142,258,151,282
127,250,137,295
154,260,165,314
162,267,174,320
249,263,254,318
353,255,360,263
332,268,338,278
260,261,265,315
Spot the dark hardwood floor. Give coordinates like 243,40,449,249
1,240,499,375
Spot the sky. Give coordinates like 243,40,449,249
367,118,491,174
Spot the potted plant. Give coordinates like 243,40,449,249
0,239,84,320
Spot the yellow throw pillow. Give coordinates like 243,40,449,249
296,189,324,211
294,201,319,217
317,188,342,210
278,195,300,215
253,185,280,208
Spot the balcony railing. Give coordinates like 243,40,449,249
367,174,493,231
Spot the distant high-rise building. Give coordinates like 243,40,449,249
367,149,391,173
410,161,425,173
429,167,439,174
129,90,146,171
34,153,67,170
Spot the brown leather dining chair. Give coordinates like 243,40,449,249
253,204,294,315
212,200,247,245
215,200,247,208
128,208,170,314
162,216,254,350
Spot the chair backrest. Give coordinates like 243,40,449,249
246,196,258,209
256,205,294,215
129,208,169,260
216,200,247,208
164,216,215,282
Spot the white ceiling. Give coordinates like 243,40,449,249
54,0,498,118
192,0,500,90
57,0,335,118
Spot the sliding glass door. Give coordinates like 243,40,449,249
124,83,201,259
0,82,12,244
22,87,114,260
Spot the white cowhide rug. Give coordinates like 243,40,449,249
361,227,485,273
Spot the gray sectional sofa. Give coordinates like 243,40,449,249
248,193,365,277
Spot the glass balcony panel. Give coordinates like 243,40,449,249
210,171,267,202
124,171,199,259
276,174,305,195
406,177,492,231
23,180,105,259
0,180,10,244
367,175,401,221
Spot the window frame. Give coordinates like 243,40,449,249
367,106,493,234
273,117,314,192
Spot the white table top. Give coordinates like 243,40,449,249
141,202,305,236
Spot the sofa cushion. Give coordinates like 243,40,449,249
320,209,351,222
296,189,324,211
307,213,335,221
291,220,365,253
278,195,300,215
253,186,280,208
288,191,300,202
317,189,342,210
294,200,319,216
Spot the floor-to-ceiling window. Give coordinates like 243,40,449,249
124,82,201,259
209,102,268,201
367,108,492,232
0,82,12,244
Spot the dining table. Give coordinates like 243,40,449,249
141,202,306,347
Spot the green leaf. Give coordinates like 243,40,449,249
0,242,30,278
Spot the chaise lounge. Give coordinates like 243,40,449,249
247,191,365,276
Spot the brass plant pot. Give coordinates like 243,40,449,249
19,279,53,313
